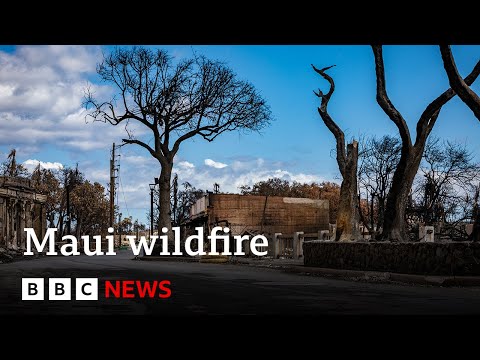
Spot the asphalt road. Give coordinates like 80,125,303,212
1,250,480,315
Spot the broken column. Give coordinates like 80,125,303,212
329,223,337,240
273,233,282,259
466,224,474,236
419,225,435,242
318,230,330,240
293,231,304,259
243,238,251,256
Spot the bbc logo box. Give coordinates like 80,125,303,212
22,278,98,300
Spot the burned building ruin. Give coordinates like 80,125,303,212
0,176,46,250
186,193,329,236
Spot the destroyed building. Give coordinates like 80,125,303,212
185,193,329,236
0,176,47,250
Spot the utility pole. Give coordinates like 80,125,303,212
150,185,154,237
110,143,116,231
149,179,159,237
118,212,122,248
65,165,78,236
66,171,71,235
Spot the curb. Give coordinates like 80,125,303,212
286,265,480,287
233,260,480,287
135,256,480,287
138,256,199,263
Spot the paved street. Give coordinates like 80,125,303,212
1,250,480,315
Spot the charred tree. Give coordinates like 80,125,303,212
171,174,178,226
472,187,480,242
85,47,272,236
313,65,360,241
440,45,480,241
358,135,401,237
372,45,480,241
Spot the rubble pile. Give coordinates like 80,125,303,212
0,247,33,264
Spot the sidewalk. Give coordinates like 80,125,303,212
232,257,480,287
138,255,480,287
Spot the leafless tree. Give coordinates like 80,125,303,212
416,138,479,224
440,45,480,241
85,47,272,235
1,149,29,177
173,181,204,226
405,138,480,241
372,45,480,241
358,135,401,237
313,65,360,241
472,185,480,241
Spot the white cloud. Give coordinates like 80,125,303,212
0,46,102,117
0,46,146,153
178,161,195,168
123,155,154,166
23,159,63,172
16,45,100,75
173,157,328,193
87,169,110,182
204,158,228,169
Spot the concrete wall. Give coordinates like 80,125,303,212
303,241,480,276
207,194,329,236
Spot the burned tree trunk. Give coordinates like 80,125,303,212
372,45,480,242
313,65,360,241
336,141,361,241
472,216,480,242
158,159,173,234
440,45,480,242
382,145,424,241
472,188,480,242
171,174,178,226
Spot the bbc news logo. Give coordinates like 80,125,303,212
22,278,171,300
22,278,98,300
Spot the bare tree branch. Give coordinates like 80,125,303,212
416,52,480,146
312,64,347,176
440,45,480,119
121,138,157,159
372,45,412,148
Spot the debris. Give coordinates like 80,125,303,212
199,255,229,264
0,247,14,263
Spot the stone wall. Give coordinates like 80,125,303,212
303,241,480,276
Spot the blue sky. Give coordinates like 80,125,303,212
0,45,479,225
